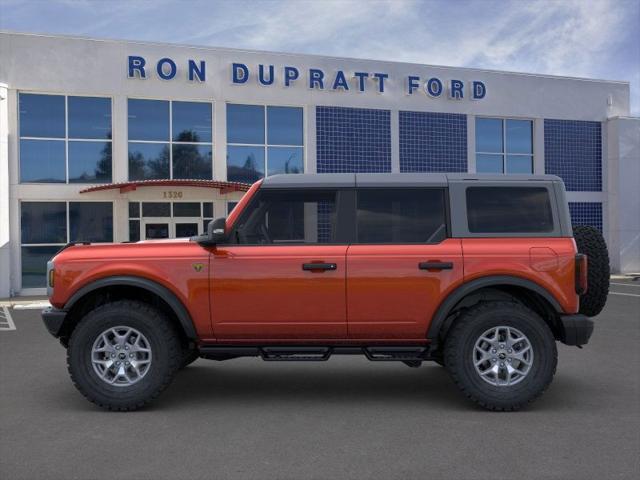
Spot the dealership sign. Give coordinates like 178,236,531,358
127,56,486,100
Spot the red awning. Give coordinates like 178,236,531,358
79,179,252,194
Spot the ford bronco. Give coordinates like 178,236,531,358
42,173,609,411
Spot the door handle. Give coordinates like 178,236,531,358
419,261,453,271
302,263,337,271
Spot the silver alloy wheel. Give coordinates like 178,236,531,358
473,326,533,387
91,326,152,387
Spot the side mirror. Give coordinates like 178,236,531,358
196,217,227,246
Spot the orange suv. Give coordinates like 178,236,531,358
42,173,609,411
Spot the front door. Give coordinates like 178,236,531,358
142,218,171,239
346,188,464,340
141,218,203,240
174,218,201,238
210,188,348,340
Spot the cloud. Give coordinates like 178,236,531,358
1,0,638,113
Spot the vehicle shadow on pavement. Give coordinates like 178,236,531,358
157,362,475,411
43,361,595,413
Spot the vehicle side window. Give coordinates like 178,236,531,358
356,188,447,244
232,189,338,244
466,186,554,233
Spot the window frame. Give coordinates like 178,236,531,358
127,98,214,180
224,187,348,246
475,116,534,174
19,200,115,290
448,181,563,238
352,187,450,245
18,92,114,184
226,103,306,181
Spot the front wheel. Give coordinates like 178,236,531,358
180,347,199,369
67,300,182,411
444,301,557,411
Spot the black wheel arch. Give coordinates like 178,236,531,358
59,276,197,345
427,275,563,349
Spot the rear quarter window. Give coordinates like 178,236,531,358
466,186,554,233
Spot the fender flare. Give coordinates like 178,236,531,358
427,275,563,345
64,275,197,340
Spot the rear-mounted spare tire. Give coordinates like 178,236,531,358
573,225,610,317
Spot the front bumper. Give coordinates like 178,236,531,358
42,307,67,338
559,314,594,346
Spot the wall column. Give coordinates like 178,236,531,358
607,117,640,274
0,84,10,297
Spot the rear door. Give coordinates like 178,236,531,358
211,188,350,340
346,188,464,340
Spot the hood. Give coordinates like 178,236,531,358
52,238,203,263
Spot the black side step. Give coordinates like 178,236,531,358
199,345,432,362
363,346,429,361
261,346,332,361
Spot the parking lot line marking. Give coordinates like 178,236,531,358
611,282,640,288
0,306,17,331
609,292,640,298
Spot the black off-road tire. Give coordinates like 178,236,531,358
67,300,182,411
444,301,557,411
573,225,610,317
180,347,199,369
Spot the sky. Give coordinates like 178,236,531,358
1,0,639,114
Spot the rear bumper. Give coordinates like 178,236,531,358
42,307,67,338
559,314,594,346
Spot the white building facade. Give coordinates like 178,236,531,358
0,32,638,297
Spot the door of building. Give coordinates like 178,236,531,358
142,218,171,240
141,218,203,240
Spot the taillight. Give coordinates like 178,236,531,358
575,254,588,295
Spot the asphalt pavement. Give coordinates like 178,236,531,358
1,280,639,480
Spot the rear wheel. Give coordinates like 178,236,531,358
573,225,610,317
67,300,182,411
444,301,557,411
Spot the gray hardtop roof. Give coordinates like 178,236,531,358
261,173,563,188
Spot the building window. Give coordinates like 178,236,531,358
226,104,304,184
128,99,213,181
19,93,112,183
476,118,533,174
227,201,238,215
20,201,113,288
128,201,214,241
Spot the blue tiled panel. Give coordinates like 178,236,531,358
317,201,333,244
569,202,603,233
399,111,467,172
544,119,602,191
316,106,391,173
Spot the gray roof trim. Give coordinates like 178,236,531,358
261,173,355,188
356,173,447,187
445,173,563,183
262,173,563,189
